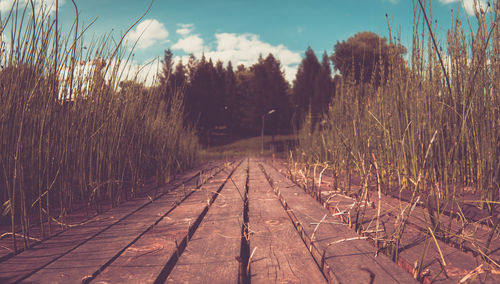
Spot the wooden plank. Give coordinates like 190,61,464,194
22,163,238,284
270,159,500,283
0,160,223,262
92,182,234,283
313,170,500,283
165,161,248,283
0,161,234,284
247,159,326,284
0,191,175,284
259,160,418,284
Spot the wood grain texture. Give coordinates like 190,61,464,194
248,159,326,284
259,160,418,284
6,162,234,284
166,162,247,283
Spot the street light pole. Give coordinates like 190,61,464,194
261,109,275,154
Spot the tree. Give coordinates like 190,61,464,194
330,31,406,87
293,47,334,129
213,60,226,127
293,47,321,126
314,51,334,120
240,54,292,134
186,53,197,84
223,61,239,131
172,59,186,91
158,49,174,102
183,55,222,146
159,49,174,86
234,65,254,134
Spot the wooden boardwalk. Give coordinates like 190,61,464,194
270,159,500,283
1,158,424,283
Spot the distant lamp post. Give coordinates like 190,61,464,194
261,109,276,154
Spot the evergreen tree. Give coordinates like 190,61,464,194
292,47,321,128
159,49,174,85
240,54,291,134
213,60,226,128
172,59,186,91
186,53,197,84
234,65,254,134
224,61,239,131
314,51,333,119
158,49,174,102
184,55,219,146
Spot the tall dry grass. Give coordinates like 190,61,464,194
0,1,199,252
294,0,499,261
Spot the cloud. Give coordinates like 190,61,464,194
384,0,400,4
58,57,160,93
125,19,169,50
172,34,205,53
176,24,194,37
439,0,487,15
207,33,301,68
208,32,302,67
171,30,302,82
0,0,65,14
282,64,299,83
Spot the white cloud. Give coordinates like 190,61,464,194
283,64,299,83
171,30,302,82
125,19,169,50
176,24,194,37
0,0,65,14
209,32,301,66
384,0,400,4
439,0,487,15
207,33,301,79
58,57,160,95
0,0,15,12
172,34,205,53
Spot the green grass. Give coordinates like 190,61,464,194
201,134,297,160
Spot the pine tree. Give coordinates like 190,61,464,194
159,49,174,86
172,59,186,91
213,60,226,128
158,49,174,102
184,55,219,146
224,61,239,132
292,47,321,128
240,54,291,134
315,51,333,119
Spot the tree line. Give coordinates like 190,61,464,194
156,31,406,146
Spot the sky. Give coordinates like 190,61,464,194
0,0,490,84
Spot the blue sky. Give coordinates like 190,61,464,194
0,0,490,83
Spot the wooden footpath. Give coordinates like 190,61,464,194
270,159,500,283
1,158,422,283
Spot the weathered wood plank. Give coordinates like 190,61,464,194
0,160,225,263
0,162,234,284
0,192,175,284
247,159,326,284
165,161,248,283
259,160,418,284
306,165,500,283
92,187,231,283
